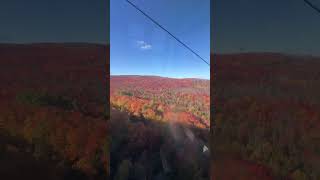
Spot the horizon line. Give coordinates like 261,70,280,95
0,42,109,46
110,74,210,80
213,51,320,57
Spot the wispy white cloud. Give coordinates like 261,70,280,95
136,40,152,50
140,44,152,50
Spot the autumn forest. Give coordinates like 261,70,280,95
110,75,210,180
0,44,109,180
1,44,320,180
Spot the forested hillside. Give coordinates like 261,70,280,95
212,53,320,180
0,44,110,180
110,75,210,180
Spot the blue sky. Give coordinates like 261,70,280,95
110,0,210,79
213,0,320,55
0,0,108,44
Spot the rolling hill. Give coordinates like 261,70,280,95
110,75,210,129
0,43,110,180
110,75,210,179
212,53,320,180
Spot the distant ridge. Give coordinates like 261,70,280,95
213,52,320,59
0,42,109,48
111,75,210,81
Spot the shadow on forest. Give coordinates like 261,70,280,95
109,108,210,180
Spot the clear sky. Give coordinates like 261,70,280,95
213,0,320,55
0,0,108,44
110,0,210,79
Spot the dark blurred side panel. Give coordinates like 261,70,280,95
0,0,110,179
211,0,320,180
